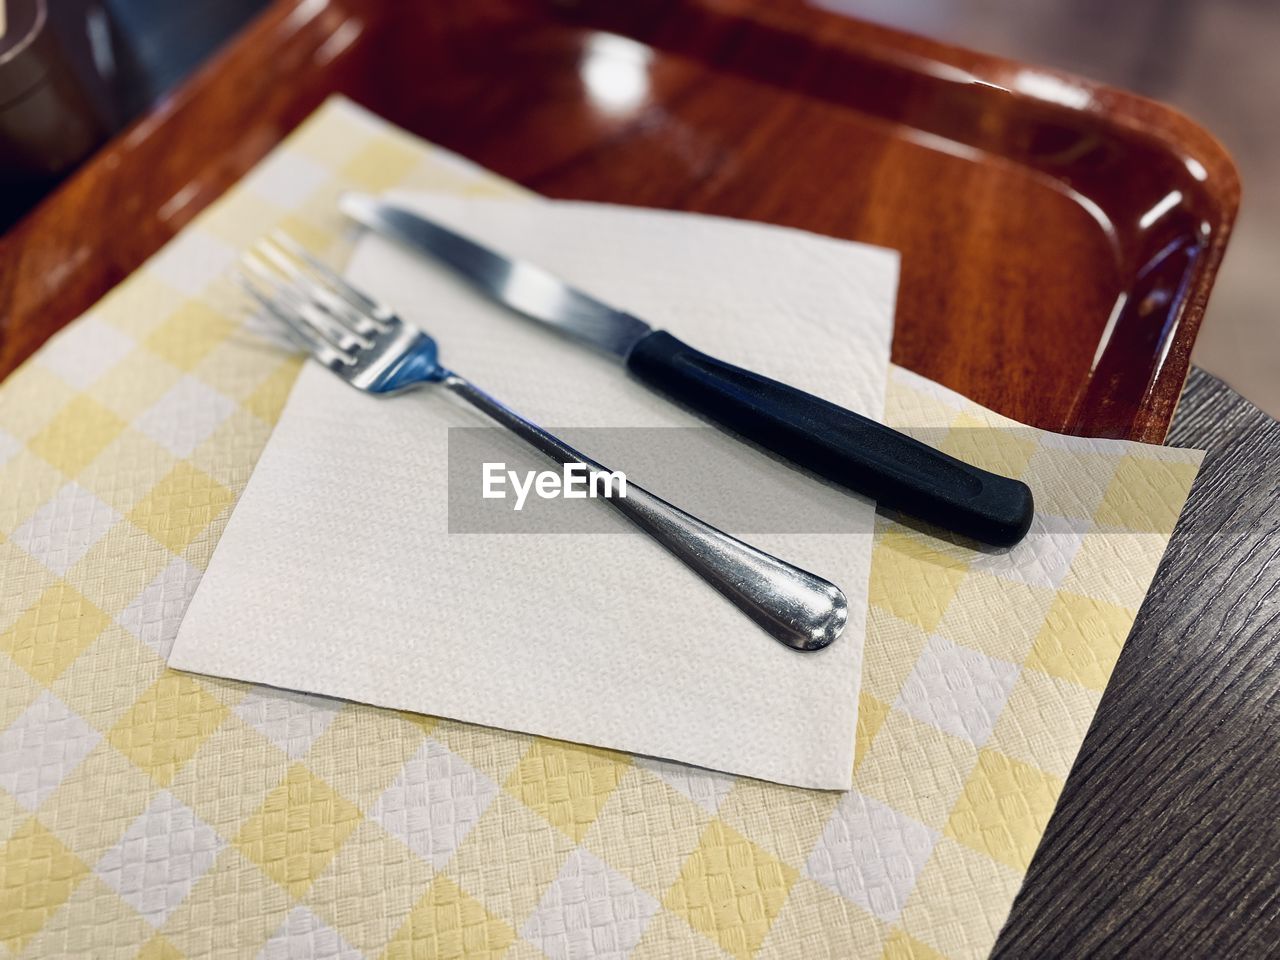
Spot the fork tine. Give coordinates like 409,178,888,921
242,250,306,310
236,262,355,366
237,268,326,349
245,244,374,351
254,237,381,342
241,253,324,335
237,278,318,353
269,230,389,323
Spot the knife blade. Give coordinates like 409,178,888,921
342,194,652,358
340,194,1035,546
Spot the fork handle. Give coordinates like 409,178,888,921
442,375,847,652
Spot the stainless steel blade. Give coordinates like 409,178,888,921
341,194,652,359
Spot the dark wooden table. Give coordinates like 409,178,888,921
2,1,1275,954
995,367,1280,957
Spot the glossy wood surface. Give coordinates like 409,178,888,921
0,0,1239,441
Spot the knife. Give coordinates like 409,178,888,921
341,195,1034,546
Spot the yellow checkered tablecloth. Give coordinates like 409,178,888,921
0,98,1201,959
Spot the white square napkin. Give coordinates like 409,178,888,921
168,194,898,788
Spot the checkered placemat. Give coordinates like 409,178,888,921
0,98,1201,959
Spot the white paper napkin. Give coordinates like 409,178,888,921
168,195,898,789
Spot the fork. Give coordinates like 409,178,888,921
237,233,848,651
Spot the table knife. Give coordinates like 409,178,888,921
340,194,1034,546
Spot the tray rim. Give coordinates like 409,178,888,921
565,0,1242,444
0,0,1241,444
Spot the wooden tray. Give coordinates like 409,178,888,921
0,0,1239,442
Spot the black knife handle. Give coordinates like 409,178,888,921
625,331,1034,546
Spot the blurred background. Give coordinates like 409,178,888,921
2,0,1275,414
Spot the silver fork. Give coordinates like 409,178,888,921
237,233,848,651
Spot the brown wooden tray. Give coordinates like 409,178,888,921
0,0,1239,442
